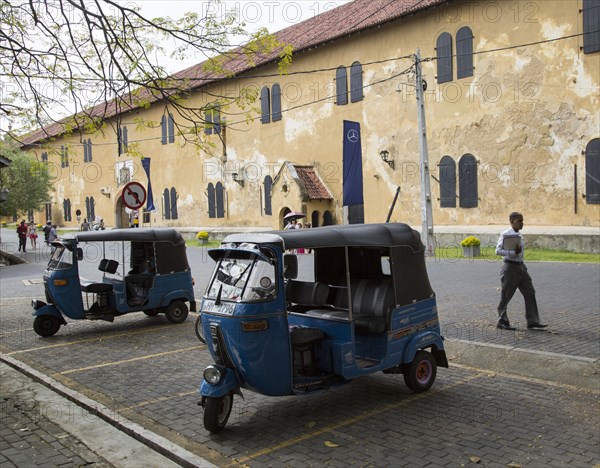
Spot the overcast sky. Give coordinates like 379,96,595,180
133,0,351,72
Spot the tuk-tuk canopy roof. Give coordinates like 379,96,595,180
65,228,185,245
223,223,423,251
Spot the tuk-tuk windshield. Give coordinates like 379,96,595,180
207,255,276,303
47,245,73,271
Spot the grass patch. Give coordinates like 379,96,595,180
435,245,599,263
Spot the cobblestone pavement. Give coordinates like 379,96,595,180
1,387,113,468
1,229,599,467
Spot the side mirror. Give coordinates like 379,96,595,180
283,254,298,279
77,248,84,261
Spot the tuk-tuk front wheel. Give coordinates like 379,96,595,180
404,350,437,393
203,394,233,433
33,315,62,337
165,301,189,324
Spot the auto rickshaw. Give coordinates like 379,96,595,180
31,228,196,337
198,223,448,432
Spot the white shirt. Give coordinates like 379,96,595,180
495,227,524,262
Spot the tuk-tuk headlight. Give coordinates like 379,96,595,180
203,365,222,385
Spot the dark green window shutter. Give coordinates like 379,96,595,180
456,27,474,79
436,32,453,83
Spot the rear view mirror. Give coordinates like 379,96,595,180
283,254,298,279
77,248,84,261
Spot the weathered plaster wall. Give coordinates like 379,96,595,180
31,0,599,231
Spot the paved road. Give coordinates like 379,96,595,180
1,227,599,467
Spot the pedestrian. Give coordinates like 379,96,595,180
48,223,58,253
495,212,548,330
284,219,297,230
17,220,28,252
28,221,38,249
81,218,91,231
43,221,52,244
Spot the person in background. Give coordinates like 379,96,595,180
284,218,298,230
43,221,52,244
28,221,38,249
495,212,548,331
48,223,58,253
17,220,28,252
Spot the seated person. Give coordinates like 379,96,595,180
127,255,155,305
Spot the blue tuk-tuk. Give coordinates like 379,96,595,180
198,223,448,432
31,228,196,336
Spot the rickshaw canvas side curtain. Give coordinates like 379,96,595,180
342,120,364,224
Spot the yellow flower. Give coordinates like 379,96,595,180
460,236,481,247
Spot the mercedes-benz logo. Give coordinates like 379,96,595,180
347,129,359,143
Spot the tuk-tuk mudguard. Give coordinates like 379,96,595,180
32,304,67,325
161,290,195,308
200,371,241,398
403,331,445,365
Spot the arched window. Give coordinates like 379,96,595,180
439,156,457,208
61,145,69,168
323,210,333,226
86,139,93,162
459,154,478,208
585,138,600,204
207,183,216,218
85,196,96,222
161,115,167,144
261,86,271,124
118,126,128,154
456,27,474,79
271,84,282,121
83,140,88,162
335,66,348,105
311,211,320,228
204,106,221,134
170,187,178,220
350,62,363,102
168,113,175,142
161,113,175,142
436,32,453,83
264,176,273,215
63,199,71,222
583,0,600,54
215,182,225,218
163,188,171,220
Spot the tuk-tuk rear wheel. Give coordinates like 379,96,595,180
33,315,61,337
165,301,189,323
404,350,437,393
203,394,233,433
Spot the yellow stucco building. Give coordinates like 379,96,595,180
21,0,600,237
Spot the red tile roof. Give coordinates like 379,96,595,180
20,0,447,146
294,165,333,200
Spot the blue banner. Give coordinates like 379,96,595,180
342,120,364,206
141,158,155,211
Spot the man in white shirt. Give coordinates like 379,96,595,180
495,212,548,331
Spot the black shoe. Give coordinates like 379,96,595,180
527,323,548,329
497,322,516,330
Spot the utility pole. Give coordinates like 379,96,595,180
415,49,435,256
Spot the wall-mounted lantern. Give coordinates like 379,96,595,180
380,150,394,169
232,172,244,187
